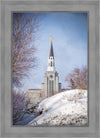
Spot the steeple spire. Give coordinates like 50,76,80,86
51,36,53,43
47,36,55,71
49,36,54,58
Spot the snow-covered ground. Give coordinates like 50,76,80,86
28,89,88,126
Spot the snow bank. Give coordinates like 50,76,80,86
28,89,88,126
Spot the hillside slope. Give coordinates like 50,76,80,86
28,89,88,126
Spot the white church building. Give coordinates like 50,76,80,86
25,37,62,105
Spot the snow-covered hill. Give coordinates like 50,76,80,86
28,89,88,126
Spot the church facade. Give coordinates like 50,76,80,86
25,37,62,105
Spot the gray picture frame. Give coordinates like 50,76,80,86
0,0,99,138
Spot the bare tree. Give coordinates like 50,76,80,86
12,13,42,86
65,66,87,89
12,87,26,123
70,79,77,89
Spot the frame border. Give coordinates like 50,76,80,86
0,0,99,138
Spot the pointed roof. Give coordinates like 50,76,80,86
49,42,54,57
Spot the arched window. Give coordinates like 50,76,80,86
52,80,54,92
51,61,52,67
49,80,51,93
49,80,54,94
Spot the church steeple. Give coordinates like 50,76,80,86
47,36,55,71
49,36,54,58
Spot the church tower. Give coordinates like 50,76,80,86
42,37,61,97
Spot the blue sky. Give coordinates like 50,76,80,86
22,12,87,89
